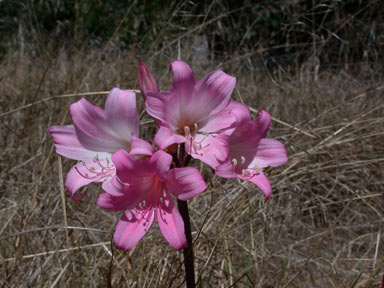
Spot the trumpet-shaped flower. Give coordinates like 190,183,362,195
146,61,240,162
97,149,207,250
215,110,288,199
48,88,148,200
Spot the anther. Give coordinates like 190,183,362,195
241,156,246,164
194,123,198,131
232,158,238,167
93,154,99,162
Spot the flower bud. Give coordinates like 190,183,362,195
138,57,159,100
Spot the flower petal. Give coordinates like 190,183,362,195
252,110,271,139
97,192,137,211
166,167,207,201
156,191,187,250
74,127,123,154
215,159,236,178
113,208,155,251
105,88,140,141
154,126,185,150
200,101,250,133
70,98,117,142
170,60,196,102
190,70,236,126
138,58,159,99
145,91,173,124
64,160,113,200
251,138,288,168
187,133,229,169
101,174,129,197
129,135,154,157
150,150,172,181
48,125,108,161
239,171,272,199
112,149,150,183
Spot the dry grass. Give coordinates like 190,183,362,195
0,42,383,288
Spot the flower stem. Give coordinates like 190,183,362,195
177,199,195,288
175,144,195,288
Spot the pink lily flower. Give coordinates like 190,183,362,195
145,61,239,162
97,149,207,250
138,57,159,100
48,88,149,200
216,109,288,199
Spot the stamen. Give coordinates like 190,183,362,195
184,126,190,135
194,123,198,131
241,156,246,164
93,154,99,162
232,158,238,167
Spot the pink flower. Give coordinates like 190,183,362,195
48,88,149,200
145,61,239,162
138,58,159,100
216,110,288,199
97,149,207,250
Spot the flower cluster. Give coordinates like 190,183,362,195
49,60,288,251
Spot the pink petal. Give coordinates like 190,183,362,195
113,208,155,251
64,160,113,200
101,175,129,197
187,133,229,169
138,58,159,99
145,91,173,124
112,149,146,183
70,98,128,153
191,70,236,125
70,98,118,142
156,191,187,250
200,101,250,133
253,110,271,139
48,125,106,161
150,150,172,181
225,114,271,165
229,101,252,128
111,150,156,205
215,159,236,178
166,167,207,201
74,127,123,154
170,60,196,102
97,192,137,211
239,171,272,199
129,135,154,157
105,88,140,140
154,126,185,150
251,138,288,168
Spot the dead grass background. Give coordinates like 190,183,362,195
1,1,384,287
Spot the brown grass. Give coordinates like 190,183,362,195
0,42,383,288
